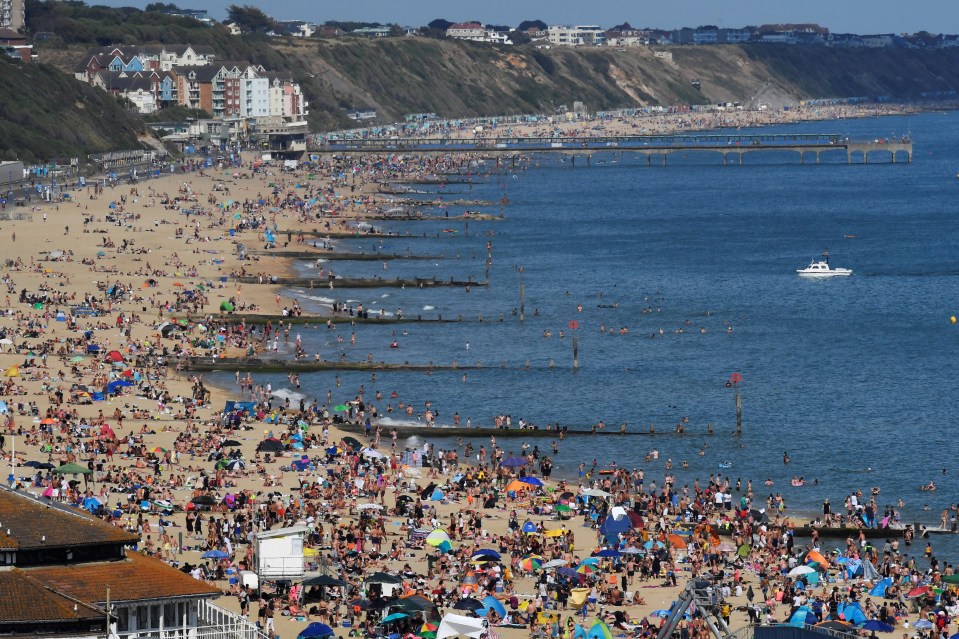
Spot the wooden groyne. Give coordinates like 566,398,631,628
248,250,445,261
234,275,484,289
181,313,466,325
172,357,494,373
339,424,693,439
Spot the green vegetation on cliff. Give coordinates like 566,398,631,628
0,59,145,163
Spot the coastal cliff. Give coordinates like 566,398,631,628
9,1,959,162
291,40,959,129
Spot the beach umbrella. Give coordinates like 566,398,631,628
907,585,932,598
149,446,168,454
861,620,894,633
519,476,544,487
522,521,538,534
350,599,371,610
593,548,621,558
298,622,335,638
342,436,361,449
543,559,568,569
361,447,386,459
452,598,484,612
334,404,351,412
70,356,85,363
650,610,672,619
643,540,665,550
221,439,242,447
557,567,579,580
471,549,501,561
366,572,404,585
501,456,526,468
555,504,573,513
202,549,229,559
941,574,959,585
576,563,597,575
219,301,235,312
520,557,542,571
426,529,452,550
912,620,934,630
789,565,816,577
303,575,347,587
381,613,409,624
54,462,91,475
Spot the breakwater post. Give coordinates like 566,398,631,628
519,277,525,322
573,337,579,371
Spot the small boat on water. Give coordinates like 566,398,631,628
797,250,852,278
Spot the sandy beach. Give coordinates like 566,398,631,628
0,103,953,639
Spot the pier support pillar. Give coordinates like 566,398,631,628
571,155,575,168
586,154,591,167
646,155,652,166
739,153,744,165
663,154,667,166
723,153,728,166
816,152,821,165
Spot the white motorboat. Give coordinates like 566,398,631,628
796,250,852,277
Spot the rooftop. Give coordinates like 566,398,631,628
24,551,222,605
0,487,139,551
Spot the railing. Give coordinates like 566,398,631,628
103,601,268,639
197,599,270,639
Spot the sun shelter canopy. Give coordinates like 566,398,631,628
437,613,486,639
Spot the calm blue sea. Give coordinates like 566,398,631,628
212,111,959,542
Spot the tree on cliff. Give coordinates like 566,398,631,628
226,5,274,33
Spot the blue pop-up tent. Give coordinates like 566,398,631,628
870,577,892,597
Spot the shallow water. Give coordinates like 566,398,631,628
211,112,959,557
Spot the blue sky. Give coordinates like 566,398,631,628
109,0,959,34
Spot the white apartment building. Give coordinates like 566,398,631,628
0,0,24,31
547,25,605,46
240,77,270,117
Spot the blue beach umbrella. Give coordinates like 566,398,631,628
520,476,544,487
202,549,229,559
862,621,894,633
522,522,538,534
298,623,335,638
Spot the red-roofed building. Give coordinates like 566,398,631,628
0,486,264,639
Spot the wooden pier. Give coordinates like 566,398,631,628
317,133,913,164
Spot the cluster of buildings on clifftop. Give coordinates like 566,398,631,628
73,44,308,121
